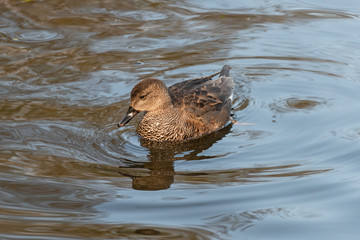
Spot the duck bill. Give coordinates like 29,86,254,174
118,106,140,127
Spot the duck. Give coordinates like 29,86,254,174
118,65,234,142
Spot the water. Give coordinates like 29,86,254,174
1,0,360,239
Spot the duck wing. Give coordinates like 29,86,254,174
168,65,233,124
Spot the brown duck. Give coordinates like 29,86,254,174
118,65,234,142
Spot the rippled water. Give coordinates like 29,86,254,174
1,0,360,239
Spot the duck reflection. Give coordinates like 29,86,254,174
119,123,233,191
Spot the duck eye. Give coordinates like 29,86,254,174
139,95,146,99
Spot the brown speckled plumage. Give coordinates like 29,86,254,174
118,65,234,142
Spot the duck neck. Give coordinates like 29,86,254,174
144,104,179,122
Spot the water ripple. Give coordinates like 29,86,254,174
0,121,146,172
12,30,63,43
269,97,328,113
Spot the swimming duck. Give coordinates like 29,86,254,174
118,65,234,142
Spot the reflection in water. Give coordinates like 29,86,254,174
119,122,330,191
0,220,213,240
119,124,233,190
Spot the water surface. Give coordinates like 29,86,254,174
1,0,360,239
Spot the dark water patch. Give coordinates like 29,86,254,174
269,97,328,113
0,222,215,240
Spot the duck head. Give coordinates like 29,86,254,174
118,78,172,127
